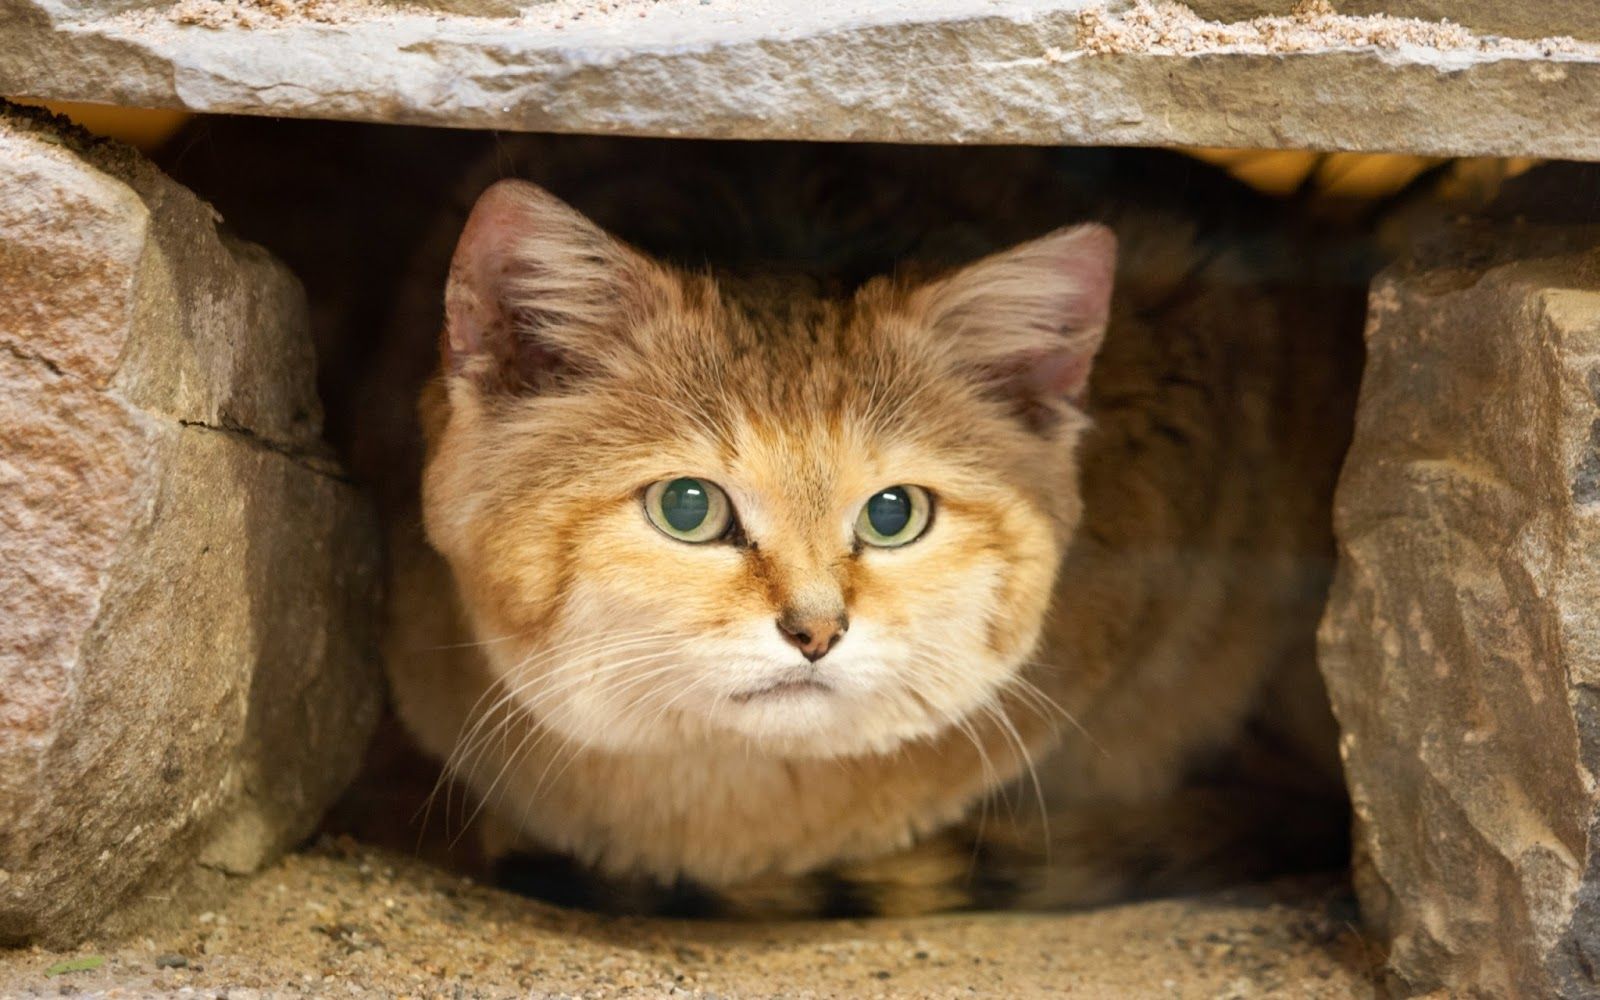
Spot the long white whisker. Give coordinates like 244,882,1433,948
423,629,687,840
446,634,706,843
430,636,651,828
445,631,677,779
982,698,1052,862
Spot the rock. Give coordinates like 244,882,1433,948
3,1,1600,158
0,102,382,946
1318,217,1600,997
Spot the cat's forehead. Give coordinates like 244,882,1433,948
613,288,993,481
636,332,939,456
566,268,1051,509
705,420,926,542
699,276,870,362
724,415,879,488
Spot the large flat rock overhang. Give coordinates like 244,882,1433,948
4,0,1600,161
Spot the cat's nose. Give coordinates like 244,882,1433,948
776,612,848,662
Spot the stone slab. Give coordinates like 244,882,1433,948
2,0,1600,158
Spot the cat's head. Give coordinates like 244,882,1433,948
422,179,1115,758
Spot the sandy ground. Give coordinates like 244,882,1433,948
0,841,1377,999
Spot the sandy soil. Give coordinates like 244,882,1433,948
0,840,1376,999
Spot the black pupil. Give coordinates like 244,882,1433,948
867,488,912,538
661,478,710,532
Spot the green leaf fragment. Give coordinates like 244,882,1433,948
45,955,105,976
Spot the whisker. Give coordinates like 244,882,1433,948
1016,661,1108,757
422,629,686,842
442,633,703,845
983,698,1052,862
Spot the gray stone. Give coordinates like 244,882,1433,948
1319,220,1600,998
0,103,382,946
2,0,1600,159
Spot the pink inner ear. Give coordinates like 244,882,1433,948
1026,346,1098,404
1033,224,1116,404
913,222,1118,426
1049,224,1117,336
443,179,538,376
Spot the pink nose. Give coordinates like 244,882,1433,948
776,613,848,662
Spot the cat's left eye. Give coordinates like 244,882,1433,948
855,485,932,548
644,477,734,543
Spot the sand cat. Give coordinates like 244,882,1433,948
374,142,1361,915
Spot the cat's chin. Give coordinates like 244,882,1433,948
522,683,855,757
729,677,834,703
700,687,974,759
715,682,851,745
534,687,946,760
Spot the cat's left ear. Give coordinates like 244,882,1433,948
442,178,667,395
914,224,1116,426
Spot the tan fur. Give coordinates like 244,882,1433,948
381,159,1358,914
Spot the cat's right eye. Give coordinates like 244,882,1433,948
643,477,734,544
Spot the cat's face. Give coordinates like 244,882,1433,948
422,181,1114,758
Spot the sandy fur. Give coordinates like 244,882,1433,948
379,149,1357,903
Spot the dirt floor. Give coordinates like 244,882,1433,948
0,840,1377,999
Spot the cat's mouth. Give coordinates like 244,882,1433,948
731,677,834,703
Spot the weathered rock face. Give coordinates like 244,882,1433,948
4,0,1600,159
1319,219,1600,997
0,102,382,946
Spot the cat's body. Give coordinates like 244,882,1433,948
370,140,1363,915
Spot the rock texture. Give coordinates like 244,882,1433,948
1319,219,1600,997
1187,1,1600,42
3,0,1600,158
0,102,381,946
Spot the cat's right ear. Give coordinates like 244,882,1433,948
443,179,664,394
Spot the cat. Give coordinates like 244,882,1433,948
371,139,1365,917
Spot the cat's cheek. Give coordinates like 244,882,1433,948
852,506,1058,730
575,523,751,614
992,519,1065,660
850,525,1011,631
942,498,1063,664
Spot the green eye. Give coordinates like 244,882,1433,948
644,477,733,543
855,485,932,548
